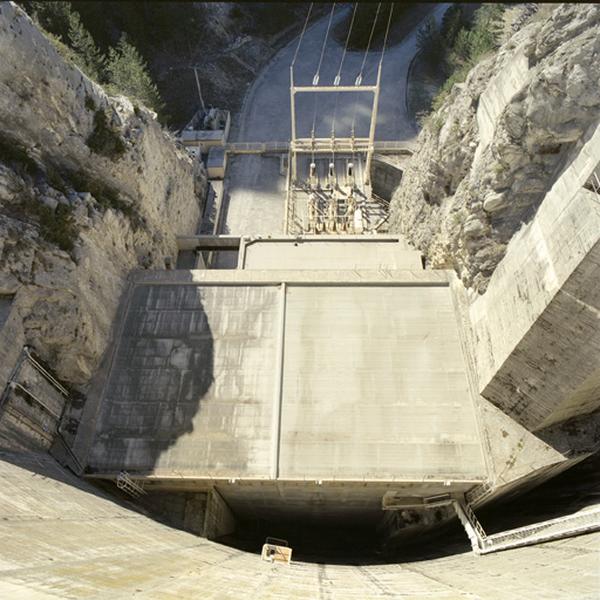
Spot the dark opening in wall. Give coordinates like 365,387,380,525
371,158,403,201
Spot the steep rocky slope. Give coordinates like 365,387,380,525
389,3,600,293
0,2,206,386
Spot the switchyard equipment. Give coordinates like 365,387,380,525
285,3,394,234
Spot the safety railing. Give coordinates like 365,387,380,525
480,506,600,554
23,346,70,397
116,471,147,498
454,498,600,555
584,165,600,195
226,142,289,155
462,501,488,541
226,141,415,156
465,482,493,506
373,141,415,154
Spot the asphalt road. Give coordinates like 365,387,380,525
216,3,449,266
234,3,450,144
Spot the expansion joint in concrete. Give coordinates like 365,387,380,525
271,282,287,479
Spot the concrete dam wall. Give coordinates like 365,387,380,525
1,1,600,597
76,239,484,530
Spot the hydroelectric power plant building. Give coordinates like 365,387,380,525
0,2,599,598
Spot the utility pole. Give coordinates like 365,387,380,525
364,61,382,186
290,66,297,182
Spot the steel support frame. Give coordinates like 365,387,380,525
289,62,383,186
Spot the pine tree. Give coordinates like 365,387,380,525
416,16,444,63
67,10,105,82
105,35,163,113
28,1,72,38
441,5,466,47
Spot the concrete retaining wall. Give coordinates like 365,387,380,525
371,155,404,201
470,120,600,429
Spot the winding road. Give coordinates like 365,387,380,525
216,3,449,264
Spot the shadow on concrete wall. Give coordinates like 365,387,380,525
87,284,214,473
211,190,239,268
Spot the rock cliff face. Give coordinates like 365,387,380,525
0,2,206,386
389,3,600,293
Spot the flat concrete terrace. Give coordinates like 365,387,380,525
82,262,485,520
239,236,423,270
177,235,424,270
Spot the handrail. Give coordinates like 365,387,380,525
585,165,600,195
454,499,600,555
23,347,69,397
116,471,147,498
8,382,61,420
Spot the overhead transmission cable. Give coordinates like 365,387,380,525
291,3,314,169
379,3,394,68
332,3,358,165
351,3,382,139
365,3,394,165
348,2,385,182
312,3,337,158
291,2,313,68
355,2,381,86
334,2,358,86
313,2,336,86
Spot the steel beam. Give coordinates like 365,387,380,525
176,235,242,251
292,85,377,94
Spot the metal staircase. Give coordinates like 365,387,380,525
454,499,600,555
116,471,147,499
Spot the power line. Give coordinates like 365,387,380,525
351,2,382,136
355,3,381,86
312,4,338,151
313,2,336,86
334,2,358,86
379,3,394,68
333,3,359,144
291,3,313,68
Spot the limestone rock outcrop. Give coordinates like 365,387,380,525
0,2,206,385
389,3,600,293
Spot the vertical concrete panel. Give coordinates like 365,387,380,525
88,284,280,478
279,285,484,481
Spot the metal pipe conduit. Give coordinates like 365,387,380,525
23,347,69,397
8,382,61,420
